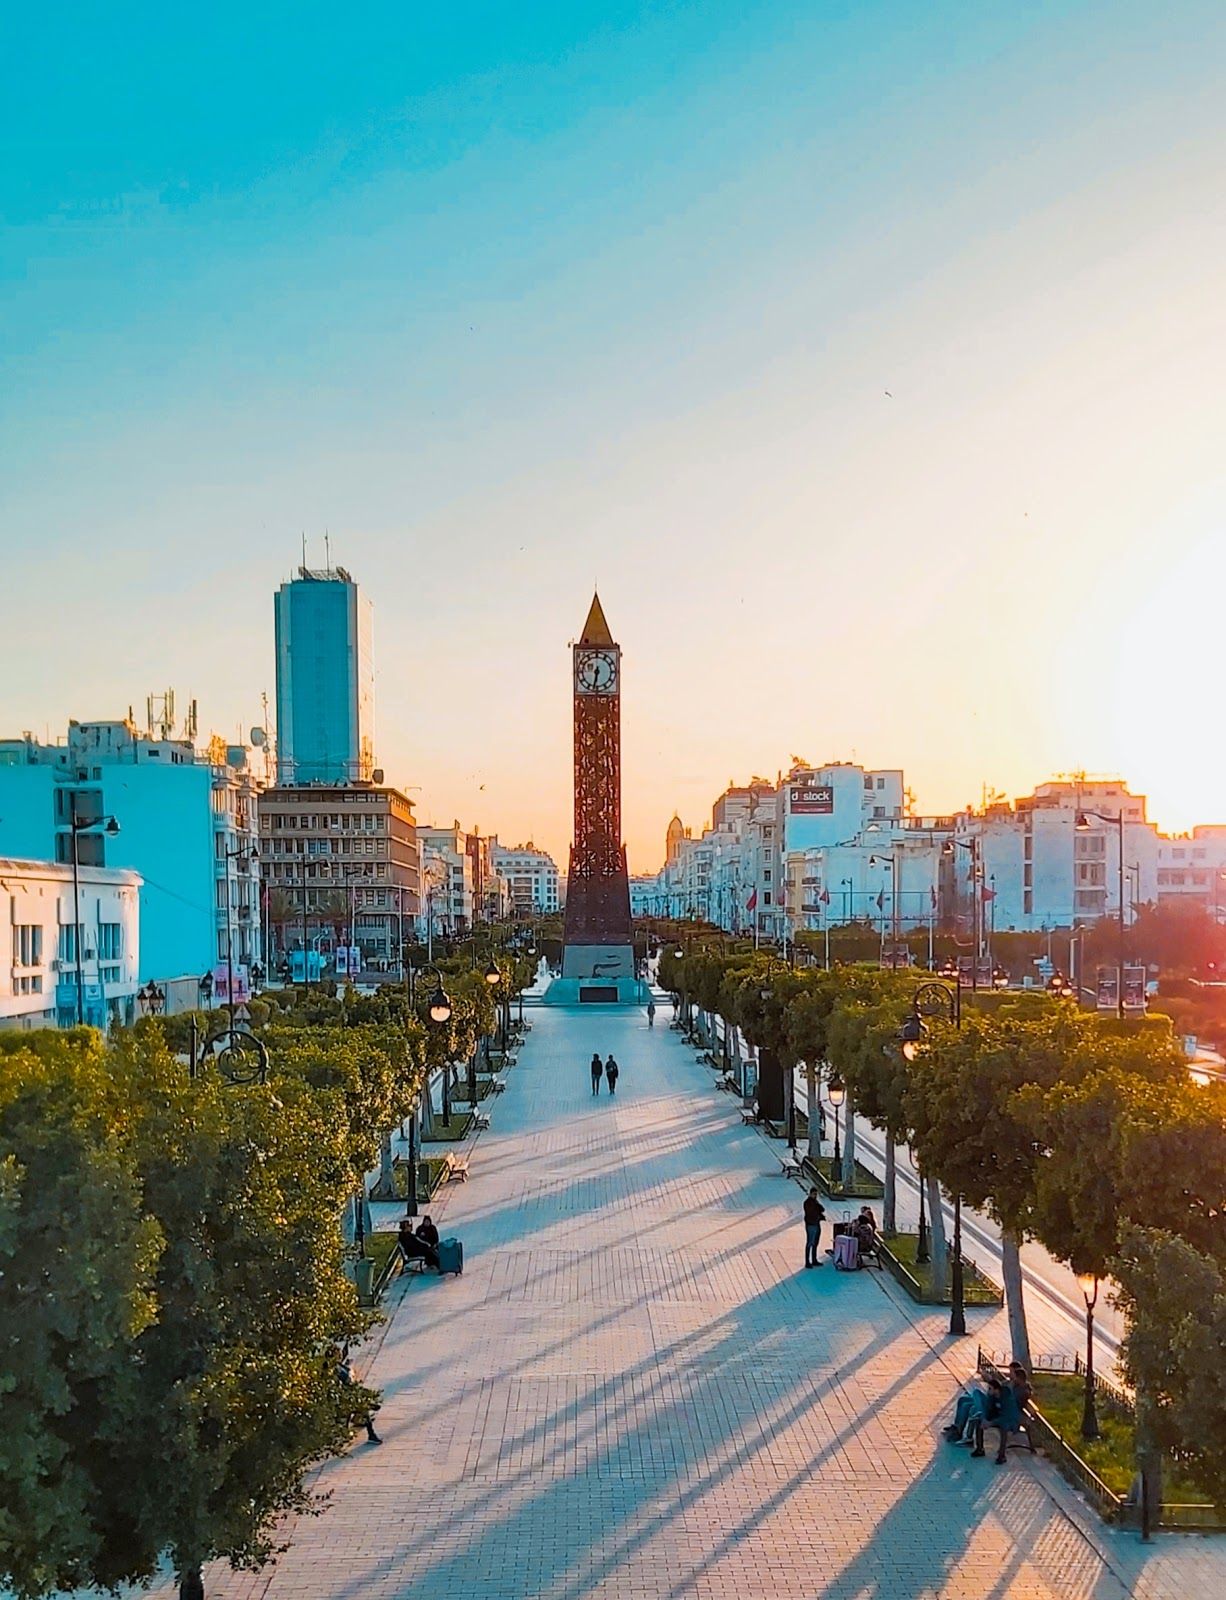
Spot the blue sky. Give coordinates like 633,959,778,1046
4,2,1225,867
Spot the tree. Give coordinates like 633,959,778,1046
0,1039,164,1599
107,1028,377,1597
1114,1225,1226,1509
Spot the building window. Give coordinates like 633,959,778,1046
58,925,82,963
763,869,772,882
763,891,772,905
98,923,122,961
14,924,43,967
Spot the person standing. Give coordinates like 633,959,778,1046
647,1001,656,1027
606,1055,620,1094
803,1188,826,1268
590,1052,603,1095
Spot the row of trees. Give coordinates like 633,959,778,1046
660,949,1226,1503
0,955,535,1599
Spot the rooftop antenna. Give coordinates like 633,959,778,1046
325,530,331,571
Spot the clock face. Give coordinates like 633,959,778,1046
576,649,618,695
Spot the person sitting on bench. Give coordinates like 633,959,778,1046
398,1216,440,1271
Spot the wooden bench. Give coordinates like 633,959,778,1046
778,1152,804,1179
740,1108,758,1126
443,1152,471,1183
472,1110,492,1131
402,1253,430,1275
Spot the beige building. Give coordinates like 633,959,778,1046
259,784,419,973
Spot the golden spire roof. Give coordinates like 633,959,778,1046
579,591,614,647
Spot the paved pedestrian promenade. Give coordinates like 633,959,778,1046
169,1008,1226,1600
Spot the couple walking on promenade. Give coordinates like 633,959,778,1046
590,1052,620,1095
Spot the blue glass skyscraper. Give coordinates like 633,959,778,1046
274,566,375,785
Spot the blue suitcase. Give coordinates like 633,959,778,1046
438,1238,463,1276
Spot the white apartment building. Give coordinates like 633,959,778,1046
1155,826,1226,919
951,781,1159,934
0,857,140,1030
490,842,561,915
418,823,476,937
0,719,261,1005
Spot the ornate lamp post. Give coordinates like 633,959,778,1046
907,1144,930,1265
1076,1271,1102,1440
897,981,964,1331
67,802,120,1026
404,966,451,1217
137,982,166,1016
1075,808,1127,1019
827,1073,845,1178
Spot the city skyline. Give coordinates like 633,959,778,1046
5,3,1226,870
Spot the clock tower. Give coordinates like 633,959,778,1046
561,593,636,990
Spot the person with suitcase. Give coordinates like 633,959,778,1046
605,1055,620,1094
436,1236,464,1276
591,1052,604,1095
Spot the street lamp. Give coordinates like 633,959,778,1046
223,842,259,1047
198,971,215,1009
67,803,120,1026
1076,1271,1101,1440
1075,809,1127,1020
827,1073,845,1180
403,965,452,1218
137,982,166,1016
942,837,982,989
907,1144,930,1265
896,980,963,1330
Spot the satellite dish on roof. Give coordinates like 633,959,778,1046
250,728,266,747
372,768,384,785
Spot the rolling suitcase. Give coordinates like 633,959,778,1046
437,1237,463,1276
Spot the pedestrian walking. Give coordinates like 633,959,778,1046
803,1187,826,1268
605,1055,619,1094
590,1052,603,1095
647,1001,656,1028
336,1345,381,1444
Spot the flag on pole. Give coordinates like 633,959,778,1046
876,890,885,911
980,885,996,903
746,889,758,912
820,889,831,905
930,887,938,910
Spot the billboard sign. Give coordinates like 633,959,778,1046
212,965,250,1005
1096,968,1118,1013
790,784,834,815
1123,965,1147,1013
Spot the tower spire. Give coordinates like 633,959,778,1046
579,592,614,647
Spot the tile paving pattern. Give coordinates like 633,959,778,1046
156,1007,1226,1599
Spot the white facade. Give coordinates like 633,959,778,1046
491,842,561,915
0,720,261,994
418,824,475,936
646,766,1226,944
1156,826,1226,919
952,781,1159,933
0,857,140,1030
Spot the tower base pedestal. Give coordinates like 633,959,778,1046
544,974,649,1007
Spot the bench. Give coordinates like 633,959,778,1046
489,1080,506,1095
740,1108,758,1125
443,1153,471,1183
716,1075,738,1093
472,1111,491,1131
778,1152,804,1179
401,1253,430,1275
